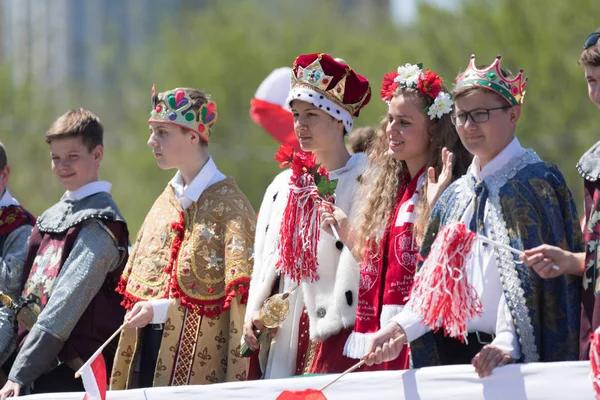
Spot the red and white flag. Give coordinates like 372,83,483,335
79,353,107,400
250,67,299,150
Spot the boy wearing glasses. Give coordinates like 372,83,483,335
522,29,600,360
369,55,582,377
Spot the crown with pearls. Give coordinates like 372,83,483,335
287,53,371,133
149,86,218,142
455,55,527,106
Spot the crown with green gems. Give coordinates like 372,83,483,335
455,55,527,106
149,86,218,142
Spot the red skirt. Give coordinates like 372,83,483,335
311,328,409,373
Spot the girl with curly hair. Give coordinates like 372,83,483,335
320,63,471,371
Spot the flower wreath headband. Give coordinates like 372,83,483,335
380,63,453,120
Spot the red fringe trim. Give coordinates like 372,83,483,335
116,276,137,310
164,211,186,302
115,211,251,317
409,222,482,342
275,177,320,285
223,276,250,311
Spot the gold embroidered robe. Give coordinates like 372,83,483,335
111,177,255,388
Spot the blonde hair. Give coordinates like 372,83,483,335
347,126,376,154
355,87,471,257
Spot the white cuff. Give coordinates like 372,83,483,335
150,299,169,324
493,294,521,360
392,307,430,343
491,331,521,360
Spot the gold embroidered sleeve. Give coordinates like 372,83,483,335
223,199,256,308
225,299,249,381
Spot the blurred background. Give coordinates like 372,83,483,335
0,0,598,235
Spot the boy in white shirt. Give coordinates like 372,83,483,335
0,109,129,397
111,87,255,388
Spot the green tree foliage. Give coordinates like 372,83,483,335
0,0,598,236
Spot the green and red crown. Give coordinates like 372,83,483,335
149,86,218,142
455,55,527,106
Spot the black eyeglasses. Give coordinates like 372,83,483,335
584,32,600,50
451,106,511,126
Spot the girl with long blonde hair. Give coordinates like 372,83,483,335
320,63,471,370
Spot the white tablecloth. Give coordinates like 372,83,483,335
22,361,595,399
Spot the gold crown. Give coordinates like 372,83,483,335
291,55,369,116
456,55,527,106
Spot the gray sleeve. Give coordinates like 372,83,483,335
6,325,60,385
0,307,16,367
0,225,32,299
8,219,120,385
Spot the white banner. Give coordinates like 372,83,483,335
23,361,594,399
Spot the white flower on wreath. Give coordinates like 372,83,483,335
427,92,453,120
394,63,423,87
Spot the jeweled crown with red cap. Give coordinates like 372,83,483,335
455,55,527,106
149,86,218,143
287,53,371,133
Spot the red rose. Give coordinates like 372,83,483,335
380,71,399,102
317,165,330,180
275,144,295,167
418,69,442,99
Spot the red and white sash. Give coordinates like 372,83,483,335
344,169,424,359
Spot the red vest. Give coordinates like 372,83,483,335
19,219,128,364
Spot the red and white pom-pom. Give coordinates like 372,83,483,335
409,222,482,342
590,327,600,398
276,173,321,284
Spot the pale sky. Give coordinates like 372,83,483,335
390,0,459,24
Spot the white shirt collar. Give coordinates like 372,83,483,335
169,157,219,205
0,189,20,208
63,181,112,202
329,152,366,177
472,137,524,182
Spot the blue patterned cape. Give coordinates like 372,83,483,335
410,149,583,367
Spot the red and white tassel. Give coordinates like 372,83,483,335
276,174,321,284
590,327,600,398
409,222,482,342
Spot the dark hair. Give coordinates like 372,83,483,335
45,109,103,152
0,141,6,170
579,29,600,67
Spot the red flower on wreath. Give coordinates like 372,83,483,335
417,69,442,99
380,71,399,102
